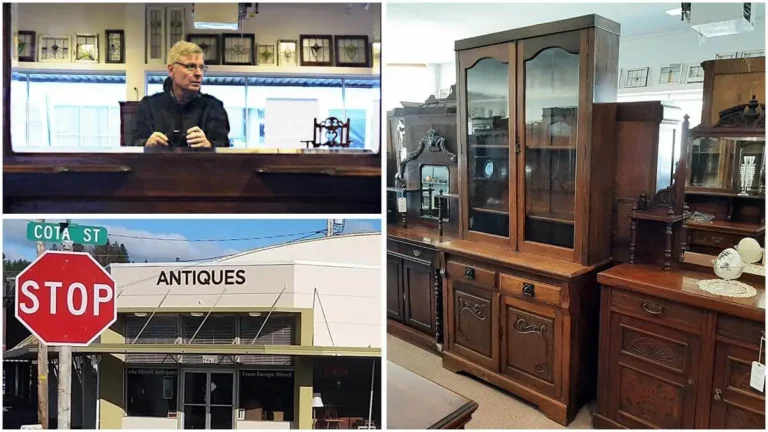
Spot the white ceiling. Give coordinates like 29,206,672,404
385,2,766,64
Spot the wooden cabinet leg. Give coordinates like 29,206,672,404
629,219,637,264
435,266,443,349
664,222,673,271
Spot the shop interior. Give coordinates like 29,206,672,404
385,2,765,429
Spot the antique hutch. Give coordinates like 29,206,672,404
386,90,460,352
594,60,766,429
437,15,620,426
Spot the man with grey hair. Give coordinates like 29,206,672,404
131,41,230,147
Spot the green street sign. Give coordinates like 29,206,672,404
26,222,108,246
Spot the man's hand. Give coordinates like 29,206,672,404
146,132,168,146
187,126,211,148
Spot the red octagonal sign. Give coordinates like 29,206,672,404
15,251,116,346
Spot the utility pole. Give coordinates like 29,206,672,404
58,220,72,429
326,220,333,236
35,219,48,429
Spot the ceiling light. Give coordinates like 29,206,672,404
666,8,682,16
248,312,262,317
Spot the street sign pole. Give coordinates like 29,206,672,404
35,219,48,430
58,220,72,430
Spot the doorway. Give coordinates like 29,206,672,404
182,370,235,429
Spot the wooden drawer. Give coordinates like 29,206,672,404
690,229,741,249
389,239,436,263
611,289,706,334
500,273,562,307
717,314,765,348
446,260,496,289
386,239,399,253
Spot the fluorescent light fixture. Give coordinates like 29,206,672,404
193,3,239,31
248,312,262,317
133,312,147,317
666,8,682,16
190,312,204,317
194,22,238,30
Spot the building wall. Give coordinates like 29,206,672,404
220,233,381,267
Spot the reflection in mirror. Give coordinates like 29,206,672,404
420,164,449,220
689,137,766,194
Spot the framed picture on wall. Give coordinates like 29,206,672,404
257,44,276,66
685,64,705,84
741,49,765,58
166,7,186,54
300,35,333,66
186,34,221,65
222,33,255,65
334,35,370,67
624,67,649,88
38,35,72,63
75,34,99,63
17,30,35,62
105,29,125,64
715,52,737,60
277,40,298,66
659,63,682,84
145,7,166,64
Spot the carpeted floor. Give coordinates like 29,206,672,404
387,334,595,429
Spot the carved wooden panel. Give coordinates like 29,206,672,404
387,254,403,321
453,282,494,360
620,326,686,373
710,341,766,429
617,365,685,428
403,259,435,335
503,304,555,383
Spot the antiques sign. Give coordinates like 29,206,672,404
156,269,247,286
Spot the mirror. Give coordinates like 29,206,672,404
420,164,449,220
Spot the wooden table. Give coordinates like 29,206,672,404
387,362,478,429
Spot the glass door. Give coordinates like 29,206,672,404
183,370,235,429
518,34,581,254
460,43,513,245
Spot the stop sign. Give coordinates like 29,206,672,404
15,251,116,346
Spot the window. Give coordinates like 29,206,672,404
147,75,380,150
125,368,178,417
238,370,294,422
11,72,125,151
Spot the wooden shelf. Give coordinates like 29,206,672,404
687,219,765,236
686,190,765,200
472,206,509,215
525,146,576,150
473,177,508,182
470,145,510,149
526,211,575,225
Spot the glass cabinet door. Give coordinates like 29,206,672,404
465,56,510,238
521,45,579,249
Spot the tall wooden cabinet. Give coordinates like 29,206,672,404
438,15,620,426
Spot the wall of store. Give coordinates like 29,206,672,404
13,2,381,100
431,26,765,97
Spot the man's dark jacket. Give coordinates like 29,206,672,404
130,77,230,147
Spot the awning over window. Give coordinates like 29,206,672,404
11,72,126,83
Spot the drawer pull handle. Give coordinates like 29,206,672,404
642,301,664,315
712,236,723,244
464,267,475,280
412,249,421,257
522,283,535,297
714,388,722,401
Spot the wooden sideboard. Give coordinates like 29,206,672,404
439,239,611,426
387,225,454,352
594,263,766,429
701,57,765,127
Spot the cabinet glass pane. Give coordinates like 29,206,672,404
420,164,449,220
466,58,510,237
523,47,578,248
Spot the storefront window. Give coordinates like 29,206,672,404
238,370,294,422
125,368,178,417
313,358,380,428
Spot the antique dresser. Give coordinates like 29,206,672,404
437,14,620,425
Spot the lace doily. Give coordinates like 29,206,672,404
698,279,758,298
745,263,766,276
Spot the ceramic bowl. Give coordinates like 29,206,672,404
735,237,763,264
713,248,745,280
